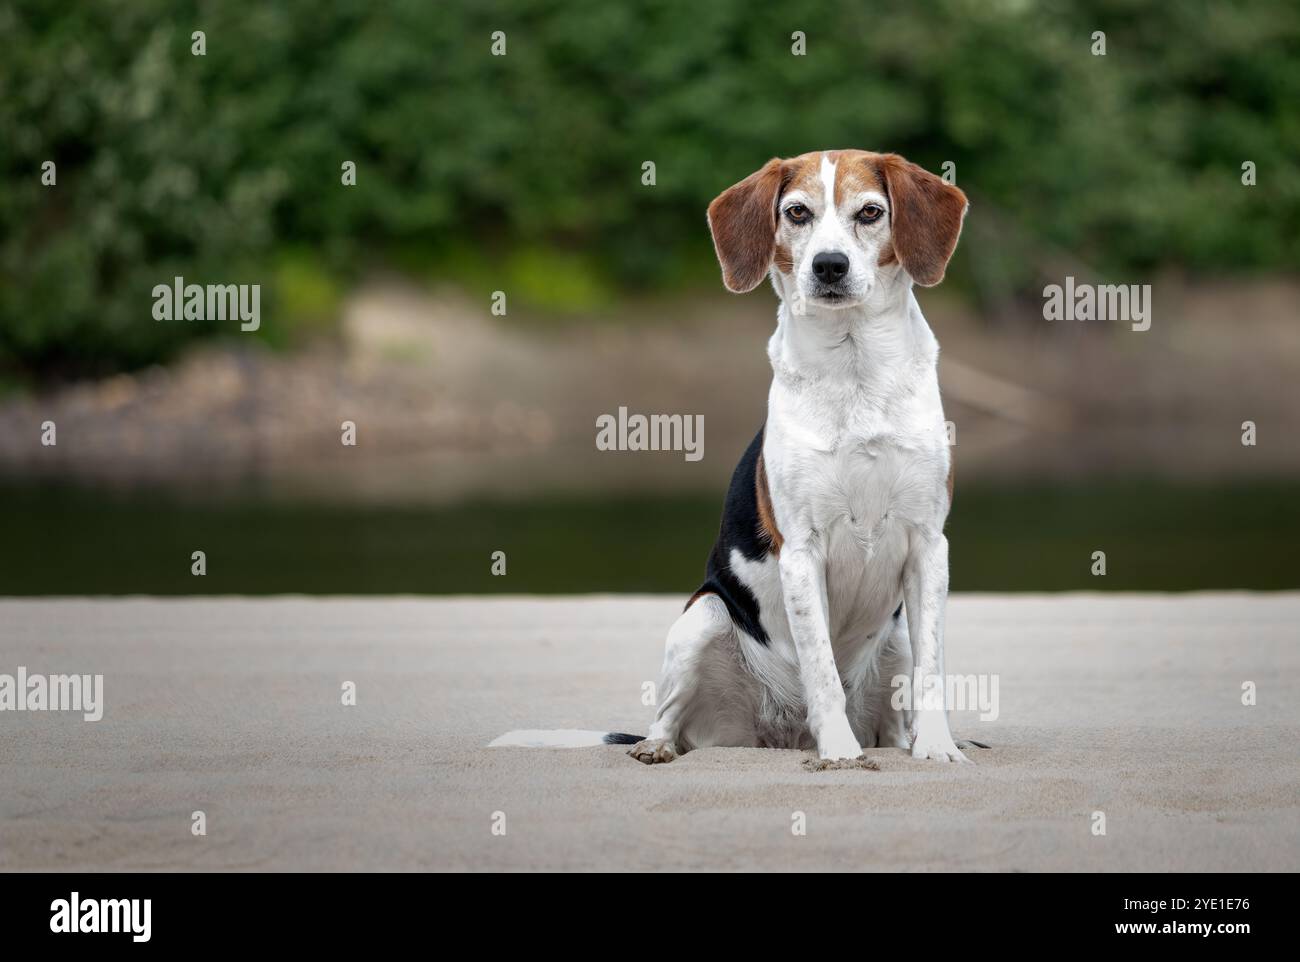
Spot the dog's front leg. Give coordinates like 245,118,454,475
779,543,861,760
902,531,968,762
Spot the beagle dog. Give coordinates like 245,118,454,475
493,149,972,763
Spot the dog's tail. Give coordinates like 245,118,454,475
488,729,644,748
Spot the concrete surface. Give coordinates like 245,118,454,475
1,594,1296,871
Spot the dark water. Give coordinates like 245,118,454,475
4,480,1296,595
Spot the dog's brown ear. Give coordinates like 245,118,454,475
877,155,968,287
707,158,785,293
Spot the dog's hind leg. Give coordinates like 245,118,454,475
868,611,914,750
628,592,736,765
869,608,989,752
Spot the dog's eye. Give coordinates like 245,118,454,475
784,204,811,224
856,204,885,224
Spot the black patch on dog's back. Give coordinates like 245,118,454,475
688,428,772,645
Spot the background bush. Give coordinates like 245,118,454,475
3,0,1297,379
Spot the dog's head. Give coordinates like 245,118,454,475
707,150,968,309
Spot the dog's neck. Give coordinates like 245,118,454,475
766,266,936,390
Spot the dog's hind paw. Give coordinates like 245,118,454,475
628,738,678,765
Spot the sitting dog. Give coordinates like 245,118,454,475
493,149,974,764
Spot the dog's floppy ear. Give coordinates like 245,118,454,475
707,158,785,293
877,154,968,287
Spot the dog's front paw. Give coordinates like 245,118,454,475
911,735,969,763
627,738,677,765
816,717,863,761
910,714,970,763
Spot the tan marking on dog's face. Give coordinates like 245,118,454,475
837,153,897,272
764,153,821,284
842,153,897,269
781,151,826,197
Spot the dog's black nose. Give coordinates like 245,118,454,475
811,251,850,283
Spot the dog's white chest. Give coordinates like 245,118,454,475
809,432,924,565
827,430,940,525
777,402,946,531
766,394,949,641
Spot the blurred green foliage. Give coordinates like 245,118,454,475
2,0,1298,379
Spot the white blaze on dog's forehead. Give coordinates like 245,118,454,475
820,153,837,210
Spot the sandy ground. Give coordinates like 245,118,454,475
1,594,1296,872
